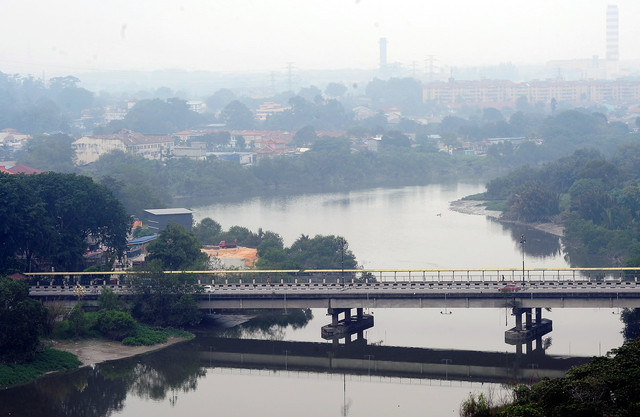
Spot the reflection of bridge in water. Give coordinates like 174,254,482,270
197,336,589,385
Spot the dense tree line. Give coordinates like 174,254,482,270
87,143,476,218
0,172,131,273
0,73,94,134
484,143,640,267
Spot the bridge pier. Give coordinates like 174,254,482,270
322,307,373,344
506,307,552,349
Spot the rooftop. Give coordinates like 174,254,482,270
144,208,193,215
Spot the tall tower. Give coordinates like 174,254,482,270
606,5,619,62
379,37,387,69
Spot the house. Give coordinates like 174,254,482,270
172,141,207,160
73,130,174,165
0,163,42,174
0,129,30,153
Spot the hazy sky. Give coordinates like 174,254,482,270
2,0,639,76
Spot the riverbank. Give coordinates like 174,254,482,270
51,336,190,367
449,199,564,237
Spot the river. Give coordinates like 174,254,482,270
0,183,626,416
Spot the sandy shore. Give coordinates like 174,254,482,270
52,337,188,367
449,199,564,237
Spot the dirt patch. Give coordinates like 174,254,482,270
51,337,188,367
201,246,258,267
449,199,564,237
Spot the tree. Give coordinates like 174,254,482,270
129,263,201,327
205,88,236,113
325,82,347,98
292,125,317,147
297,85,322,102
20,172,132,271
95,310,136,340
505,182,560,222
110,98,203,134
382,131,411,148
0,172,131,273
0,276,49,362
68,303,87,337
200,131,231,150
97,286,122,311
145,224,209,270
19,133,76,172
287,235,356,270
220,100,254,129
193,218,222,245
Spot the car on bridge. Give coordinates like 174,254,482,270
203,285,215,293
499,283,521,292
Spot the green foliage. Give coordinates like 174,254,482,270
19,133,76,172
288,234,357,269
103,98,205,134
0,172,131,273
67,304,88,337
145,223,209,270
256,234,357,270
460,392,494,417
485,145,640,267
95,310,136,340
220,100,255,129
129,265,202,327
121,324,193,346
94,151,166,218
504,182,559,222
502,339,640,416
192,217,223,245
0,349,80,388
0,276,50,363
97,286,122,311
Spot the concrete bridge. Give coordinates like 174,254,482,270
27,267,640,310
27,268,639,348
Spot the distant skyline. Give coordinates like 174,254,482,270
1,0,640,78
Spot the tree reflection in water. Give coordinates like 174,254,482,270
621,308,640,342
215,308,314,340
497,220,563,259
0,308,313,417
0,342,205,417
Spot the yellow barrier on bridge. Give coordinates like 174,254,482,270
23,267,640,286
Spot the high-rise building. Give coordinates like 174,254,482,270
379,37,387,69
606,5,619,61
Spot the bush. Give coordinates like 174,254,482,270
96,310,136,341
122,324,193,346
0,349,80,388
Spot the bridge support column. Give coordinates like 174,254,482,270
322,307,374,342
515,310,523,331
506,307,552,349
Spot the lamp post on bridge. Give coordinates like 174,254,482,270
340,237,345,287
520,234,526,287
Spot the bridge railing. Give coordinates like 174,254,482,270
24,268,640,288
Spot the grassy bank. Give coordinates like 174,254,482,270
0,349,81,389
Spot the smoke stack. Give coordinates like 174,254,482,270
379,37,387,69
